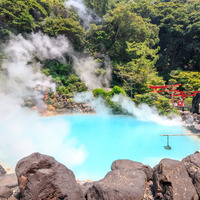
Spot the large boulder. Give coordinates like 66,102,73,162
111,159,153,181
153,158,198,200
15,152,85,200
86,169,147,200
182,151,200,197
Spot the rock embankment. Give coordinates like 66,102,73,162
0,151,196,199
29,94,94,116
0,165,18,200
180,111,200,133
47,94,94,114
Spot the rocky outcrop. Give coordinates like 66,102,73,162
0,165,6,176
0,165,18,200
15,152,85,200
153,158,198,200
181,111,200,133
6,151,200,200
111,159,153,181
85,159,154,200
182,151,200,197
0,186,13,198
48,94,94,114
86,169,147,200
0,174,18,188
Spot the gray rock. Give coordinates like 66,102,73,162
80,181,95,197
15,152,85,200
182,152,200,197
0,174,17,188
0,186,13,198
182,152,200,178
195,124,200,131
153,158,198,200
86,169,147,200
0,166,6,176
111,159,153,181
183,113,194,124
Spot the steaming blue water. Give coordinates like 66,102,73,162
45,115,200,180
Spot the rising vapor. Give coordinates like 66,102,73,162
0,33,82,171
111,94,183,126
0,31,112,171
74,91,111,115
65,0,101,28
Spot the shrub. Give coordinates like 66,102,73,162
57,86,69,95
135,92,172,115
92,88,107,98
108,86,126,96
134,92,159,106
184,97,193,108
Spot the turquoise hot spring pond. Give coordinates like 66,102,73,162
43,114,200,180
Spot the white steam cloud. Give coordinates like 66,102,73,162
0,32,111,171
0,33,88,171
73,54,111,89
65,0,101,28
112,95,183,126
2,32,111,91
74,91,111,115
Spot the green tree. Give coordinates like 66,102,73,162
113,41,165,95
85,0,109,16
169,70,200,91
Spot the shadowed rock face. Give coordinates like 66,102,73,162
182,151,200,197
86,169,147,200
0,165,6,176
15,152,85,200
153,159,198,200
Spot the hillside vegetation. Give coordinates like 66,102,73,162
0,0,200,114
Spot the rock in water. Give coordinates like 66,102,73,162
153,158,198,200
86,169,147,200
182,151,200,197
15,152,85,200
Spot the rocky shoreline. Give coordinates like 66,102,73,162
180,111,200,134
1,152,200,200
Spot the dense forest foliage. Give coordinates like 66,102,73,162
0,0,200,114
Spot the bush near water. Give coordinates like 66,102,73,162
1,0,200,115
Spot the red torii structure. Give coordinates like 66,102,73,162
149,84,200,107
